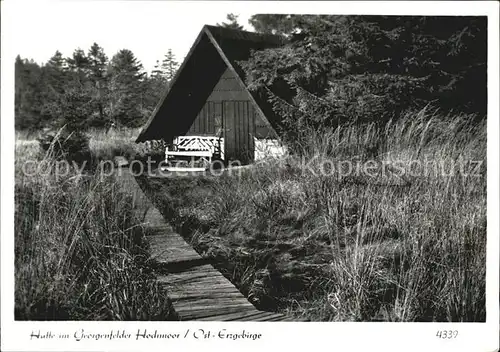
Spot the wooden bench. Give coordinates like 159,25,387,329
164,136,223,172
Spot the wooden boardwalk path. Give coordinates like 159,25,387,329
114,157,297,321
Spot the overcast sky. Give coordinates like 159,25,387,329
6,1,493,74
9,1,256,74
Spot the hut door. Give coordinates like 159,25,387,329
223,101,255,164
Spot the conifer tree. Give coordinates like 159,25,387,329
66,48,90,74
44,50,67,95
108,49,146,127
147,59,168,108
217,13,244,30
87,43,108,82
242,14,487,141
151,60,165,81
15,56,44,129
40,51,71,128
87,43,109,126
161,49,179,82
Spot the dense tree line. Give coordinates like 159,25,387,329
15,44,179,131
16,15,486,136
242,15,487,138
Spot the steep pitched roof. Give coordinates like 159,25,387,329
136,25,286,143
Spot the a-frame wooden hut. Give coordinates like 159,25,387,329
136,25,286,165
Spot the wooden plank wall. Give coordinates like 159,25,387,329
223,101,255,163
187,67,275,139
187,101,221,136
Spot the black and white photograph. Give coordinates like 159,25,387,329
1,1,499,351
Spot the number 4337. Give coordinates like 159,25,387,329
436,330,459,339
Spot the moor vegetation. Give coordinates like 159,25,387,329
14,131,175,320
14,14,487,322
138,107,486,322
135,15,487,321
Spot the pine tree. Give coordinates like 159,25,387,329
15,56,44,129
151,60,164,80
142,60,165,114
87,43,109,127
66,48,89,73
39,51,71,128
161,49,179,82
44,50,67,95
15,55,26,127
242,14,487,140
108,49,147,127
217,13,244,30
46,50,65,69
87,43,108,81
65,48,91,99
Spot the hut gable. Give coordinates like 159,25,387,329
186,67,275,138
136,25,285,144
207,67,249,101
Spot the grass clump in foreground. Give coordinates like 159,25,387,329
15,133,174,320
138,108,486,322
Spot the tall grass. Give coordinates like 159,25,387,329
140,108,486,322
87,127,141,162
15,132,174,320
16,127,143,165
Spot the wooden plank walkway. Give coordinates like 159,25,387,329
114,157,298,321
